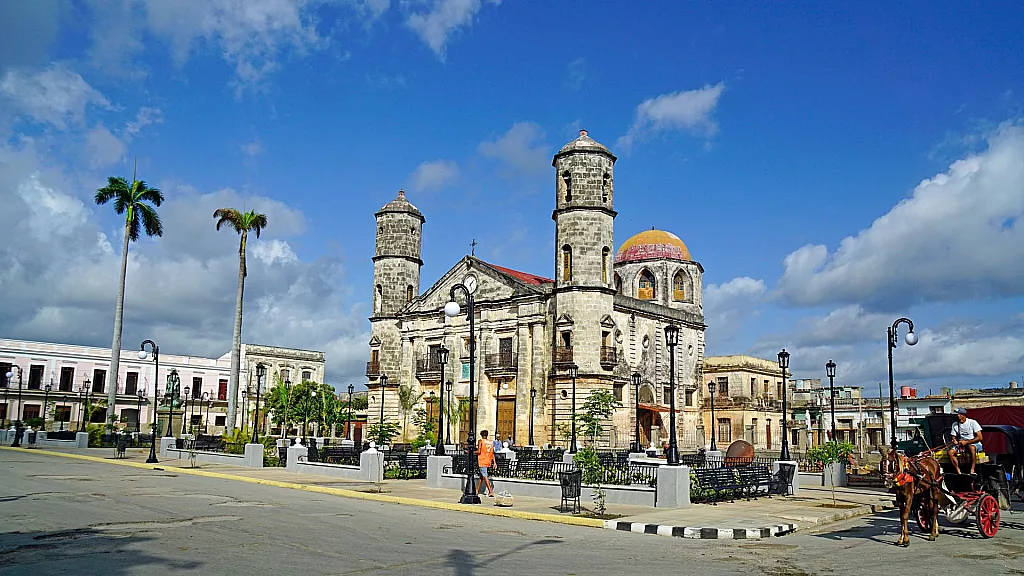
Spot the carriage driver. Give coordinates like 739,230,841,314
948,407,983,475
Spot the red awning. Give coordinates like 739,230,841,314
638,403,673,413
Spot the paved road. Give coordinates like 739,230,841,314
1,450,1022,575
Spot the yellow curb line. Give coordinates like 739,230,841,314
1,447,603,529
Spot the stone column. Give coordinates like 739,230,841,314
515,323,531,445
530,322,547,445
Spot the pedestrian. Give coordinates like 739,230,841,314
477,429,496,497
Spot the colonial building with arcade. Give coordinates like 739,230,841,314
366,130,707,449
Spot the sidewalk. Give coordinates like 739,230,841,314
8,446,893,540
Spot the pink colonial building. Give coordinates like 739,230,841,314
0,338,325,436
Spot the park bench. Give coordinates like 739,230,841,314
693,467,755,504
398,453,428,479
319,446,361,465
511,458,556,480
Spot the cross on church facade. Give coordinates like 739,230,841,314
471,239,477,256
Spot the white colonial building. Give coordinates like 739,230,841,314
367,130,707,449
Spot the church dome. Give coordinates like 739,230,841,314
376,189,423,219
615,229,692,263
553,129,616,163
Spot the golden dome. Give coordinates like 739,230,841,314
615,229,691,263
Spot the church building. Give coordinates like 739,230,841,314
366,130,707,449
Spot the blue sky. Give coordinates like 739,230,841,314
1,1,1022,394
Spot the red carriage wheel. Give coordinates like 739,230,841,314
915,504,933,533
976,494,1000,538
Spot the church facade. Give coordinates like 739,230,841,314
366,130,707,449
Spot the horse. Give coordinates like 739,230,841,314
881,447,945,546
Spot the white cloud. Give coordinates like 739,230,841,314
124,107,164,137
406,0,498,58
252,239,298,265
408,159,458,192
565,57,586,91
617,83,725,150
778,123,1024,309
0,64,110,129
84,124,127,168
703,276,766,351
241,138,265,157
477,121,549,176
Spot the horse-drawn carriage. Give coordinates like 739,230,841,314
887,413,1024,543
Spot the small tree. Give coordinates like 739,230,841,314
367,419,401,447
807,440,856,506
397,384,424,441
578,390,621,446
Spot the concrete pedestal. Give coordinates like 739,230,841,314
427,455,452,488
655,465,691,508
562,451,576,464
823,462,848,487
75,432,89,448
158,436,176,457
285,445,306,470
243,443,265,468
773,460,800,496
360,449,384,483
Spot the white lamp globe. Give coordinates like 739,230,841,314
138,350,148,360
904,331,919,346
443,301,461,318
5,371,11,379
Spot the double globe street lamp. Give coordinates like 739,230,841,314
663,325,681,466
887,318,918,449
139,340,160,463
444,282,481,505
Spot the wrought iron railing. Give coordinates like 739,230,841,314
365,361,380,377
415,355,441,376
600,346,617,365
554,346,573,364
448,453,658,487
484,353,517,371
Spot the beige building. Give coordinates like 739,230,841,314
367,131,708,449
952,382,1024,409
702,355,789,451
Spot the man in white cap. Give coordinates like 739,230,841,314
948,407,983,475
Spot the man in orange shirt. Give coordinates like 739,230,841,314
477,430,495,497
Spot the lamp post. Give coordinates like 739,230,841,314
528,387,536,447
568,363,578,454
254,363,265,444
631,372,642,452
664,324,680,466
205,398,213,434
165,370,181,437
6,366,23,446
428,390,436,445
136,389,145,434
283,378,292,441
345,383,354,441
199,392,210,435
182,386,191,435
139,340,160,463
887,318,918,450
435,346,448,456
377,374,388,429
445,381,453,445
708,381,718,452
2,371,10,428
778,349,791,461
78,380,89,432
444,282,481,505
42,381,52,430
825,359,837,442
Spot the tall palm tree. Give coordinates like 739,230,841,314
214,208,268,433
95,162,164,421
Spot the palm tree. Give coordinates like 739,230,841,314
94,162,164,421
214,208,268,433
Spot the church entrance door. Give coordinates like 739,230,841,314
496,398,515,444
639,409,655,448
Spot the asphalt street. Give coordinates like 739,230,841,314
1,450,1022,575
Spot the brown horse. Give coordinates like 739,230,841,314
882,448,945,546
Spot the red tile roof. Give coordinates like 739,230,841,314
485,262,553,285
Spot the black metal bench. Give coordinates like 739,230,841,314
511,458,556,480
319,446,361,466
693,467,756,504
398,453,428,479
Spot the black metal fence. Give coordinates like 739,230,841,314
449,454,659,487
97,434,153,448
679,454,779,470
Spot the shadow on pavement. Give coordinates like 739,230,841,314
445,539,563,576
814,500,1024,546
0,528,201,573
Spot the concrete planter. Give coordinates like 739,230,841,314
822,462,848,487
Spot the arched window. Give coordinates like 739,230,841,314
375,284,383,312
602,247,610,284
602,172,610,203
638,269,655,300
561,171,572,203
673,271,686,301
614,273,623,294
561,245,572,282
406,285,414,302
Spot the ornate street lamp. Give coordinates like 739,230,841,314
444,282,481,505
631,372,642,453
708,380,718,452
445,381,453,445
345,383,354,441
42,381,52,430
182,386,191,435
139,340,160,463
205,397,213,434
435,345,449,456
887,318,918,449
568,363,579,454
165,370,181,437
663,324,680,466
778,349,791,461
377,373,388,430
528,387,537,446
283,378,292,441
136,388,145,434
6,366,23,446
825,359,837,442
254,363,266,444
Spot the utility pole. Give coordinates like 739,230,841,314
858,395,864,459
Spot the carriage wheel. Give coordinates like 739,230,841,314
915,504,933,533
976,494,1000,538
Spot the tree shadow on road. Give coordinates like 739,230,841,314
444,538,563,576
0,527,201,573
813,504,1022,546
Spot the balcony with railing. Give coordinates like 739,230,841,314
365,361,380,377
484,353,517,376
599,346,617,367
553,346,573,365
415,355,442,381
